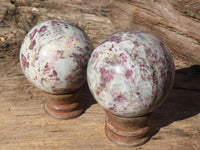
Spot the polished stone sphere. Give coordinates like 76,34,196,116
87,30,175,117
20,20,93,94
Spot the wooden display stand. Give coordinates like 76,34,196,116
105,110,151,146
43,89,84,119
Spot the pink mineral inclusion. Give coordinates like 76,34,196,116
100,67,114,87
39,25,47,33
29,40,36,50
21,54,29,70
29,29,37,40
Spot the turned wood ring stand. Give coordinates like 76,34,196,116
43,89,84,119
105,110,152,146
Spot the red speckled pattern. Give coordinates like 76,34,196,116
20,20,93,94
87,31,175,117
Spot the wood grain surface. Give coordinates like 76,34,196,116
110,0,200,68
0,0,200,149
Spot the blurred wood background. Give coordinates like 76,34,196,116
0,0,200,149
110,0,200,68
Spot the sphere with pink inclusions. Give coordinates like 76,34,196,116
87,31,175,117
20,20,93,94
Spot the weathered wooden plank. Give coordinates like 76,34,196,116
0,60,199,150
110,0,200,68
0,0,199,149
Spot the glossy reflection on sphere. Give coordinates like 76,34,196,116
87,31,175,117
20,20,93,94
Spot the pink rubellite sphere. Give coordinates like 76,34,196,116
87,30,175,117
20,20,93,94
